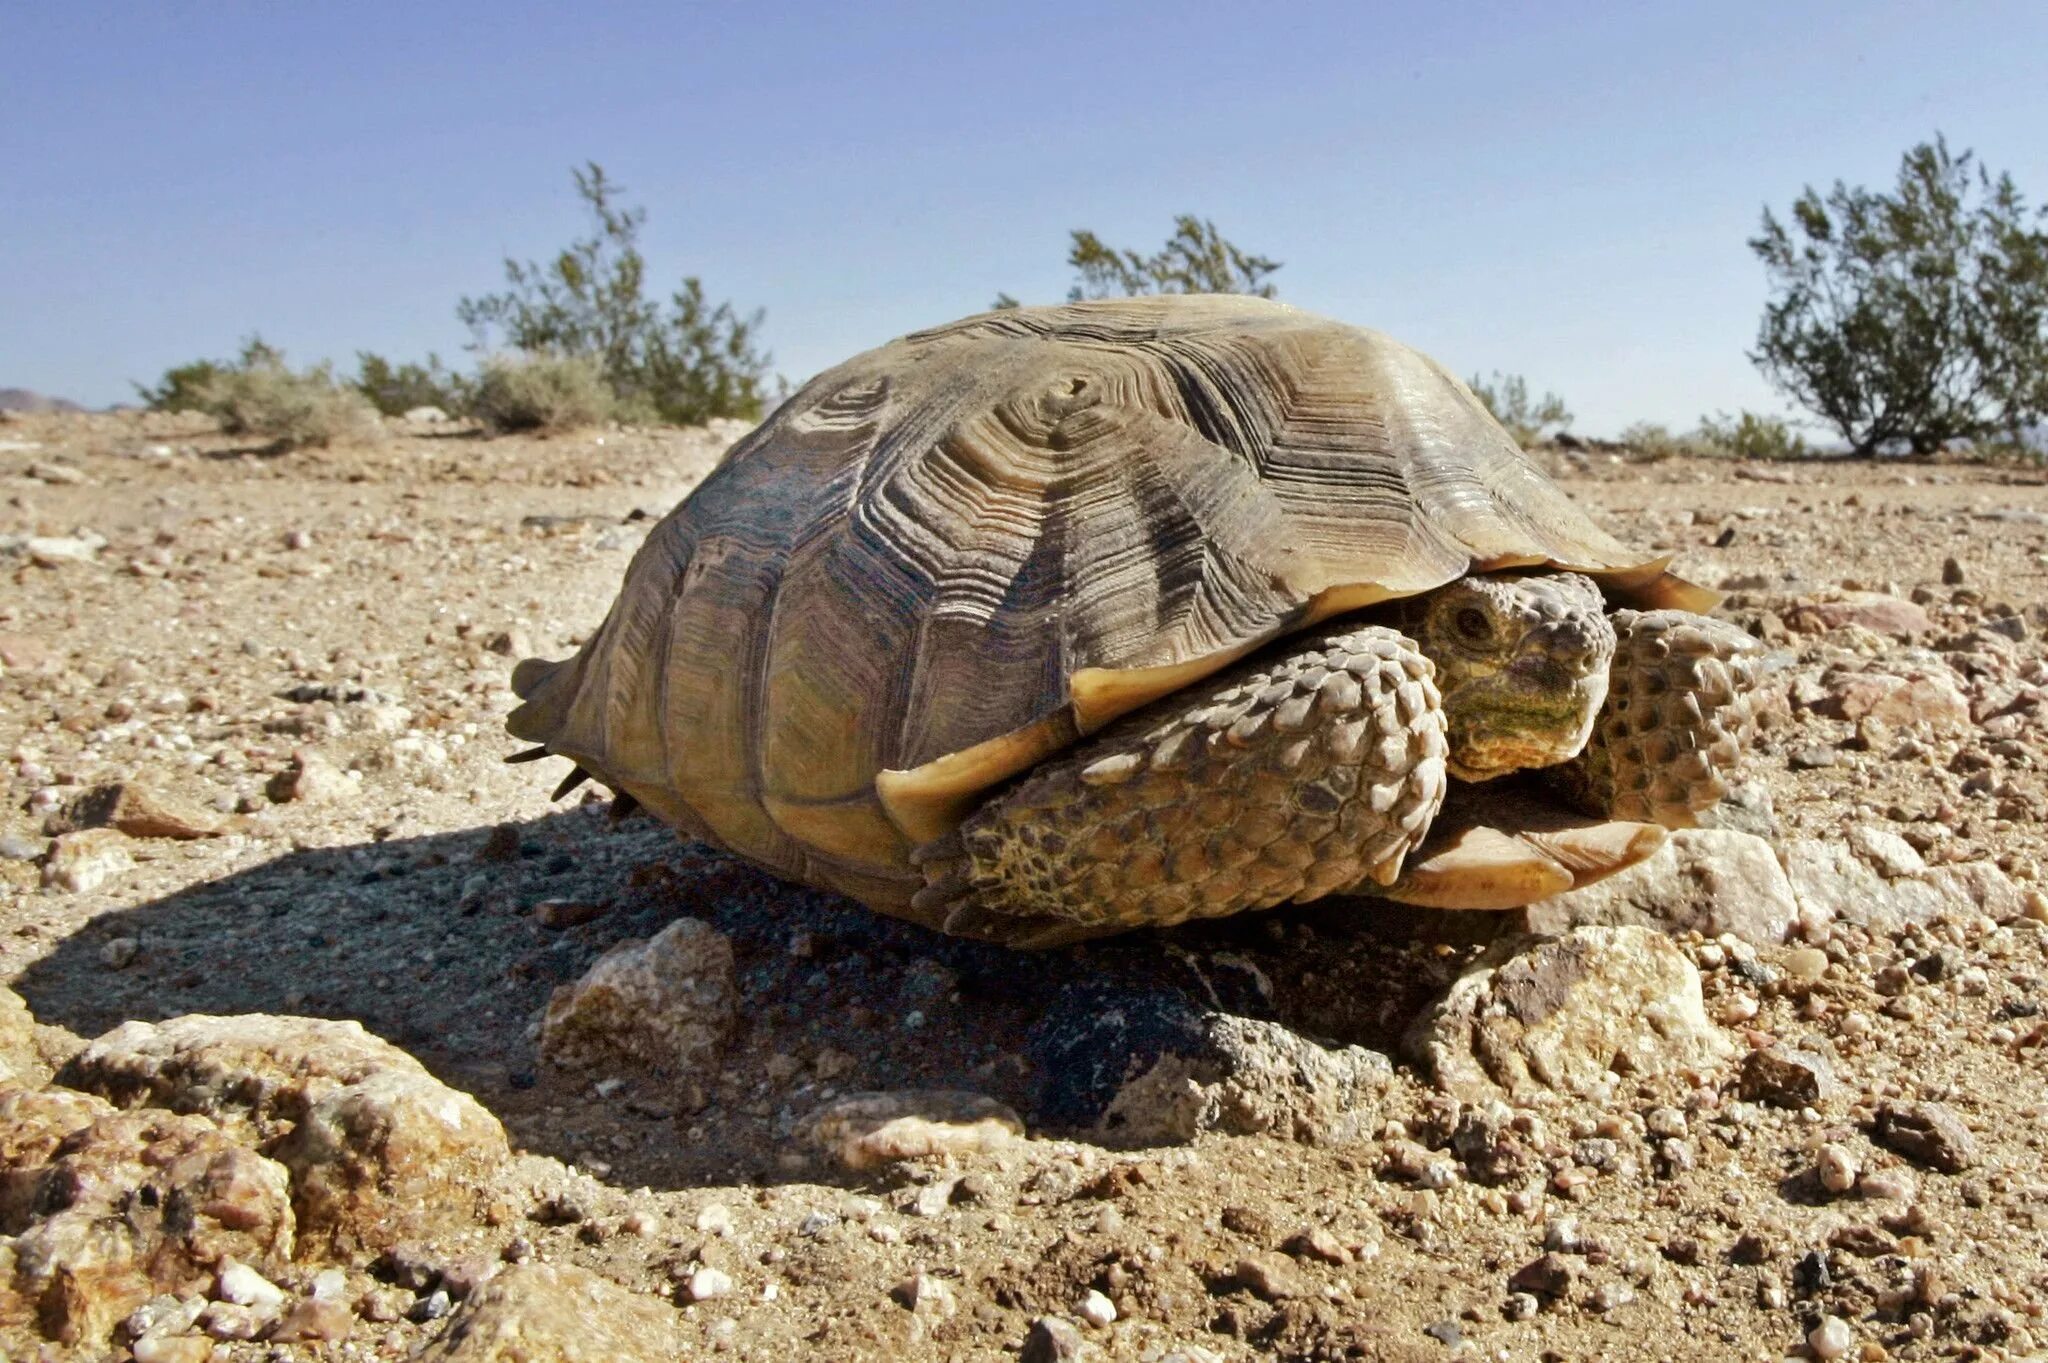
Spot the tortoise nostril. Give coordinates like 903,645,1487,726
1526,621,1604,674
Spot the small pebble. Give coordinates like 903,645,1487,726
1021,1315,1086,1363
1644,1106,1687,1138
1783,947,1829,982
1078,1289,1117,1327
688,1267,733,1301
1588,1281,1634,1312
1810,1314,1853,1359
1817,1143,1860,1195
217,1260,285,1310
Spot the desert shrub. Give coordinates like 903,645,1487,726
135,336,284,413
1750,135,2048,455
1468,372,1573,445
353,352,467,417
198,354,381,450
1695,409,1812,459
468,354,614,433
993,217,1281,310
1067,216,1280,301
1616,421,1717,462
457,163,771,427
136,359,228,413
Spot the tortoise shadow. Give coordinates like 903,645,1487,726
13,806,1505,1190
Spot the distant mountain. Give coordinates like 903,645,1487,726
0,388,87,413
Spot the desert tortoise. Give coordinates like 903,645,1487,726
508,296,1760,946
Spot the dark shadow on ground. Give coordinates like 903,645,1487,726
15,802,1515,1190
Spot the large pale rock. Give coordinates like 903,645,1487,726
1783,837,2022,931
62,1014,509,1255
1409,927,1732,1104
1100,1016,1394,1146
0,1086,117,1228
1525,828,1798,945
6,1108,294,1347
48,779,226,840
798,1090,1024,1170
540,917,736,1075
416,1262,687,1362
40,828,134,893
0,985,40,1086
1816,664,1971,731
1786,592,1932,640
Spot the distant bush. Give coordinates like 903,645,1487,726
1616,421,1716,462
1468,372,1573,446
1751,135,2048,455
468,354,614,433
994,216,1280,310
135,336,284,413
1695,409,1811,460
199,350,382,450
136,360,228,413
457,163,772,427
353,352,467,417
1067,216,1281,301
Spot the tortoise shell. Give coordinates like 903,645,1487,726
507,295,1708,926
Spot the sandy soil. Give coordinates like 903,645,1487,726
4,409,2048,1362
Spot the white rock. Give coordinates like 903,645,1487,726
1078,1288,1117,1327
687,1267,733,1301
217,1259,286,1310
1809,1314,1852,1359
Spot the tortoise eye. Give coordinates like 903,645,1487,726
1453,607,1493,643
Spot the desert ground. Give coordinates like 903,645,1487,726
3,407,2048,1362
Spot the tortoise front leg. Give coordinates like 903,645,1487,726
911,626,1448,945
1551,609,1763,827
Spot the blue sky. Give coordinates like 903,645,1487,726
5,1,2045,434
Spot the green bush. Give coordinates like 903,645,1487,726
468,354,614,433
1695,409,1812,460
353,352,467,417
1467,372,1572,446
994,217,1280,310
198,353,382,450
457,163,772,427
1750,136,2048,455
135,360,228,413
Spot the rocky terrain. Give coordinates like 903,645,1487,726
3,407,2048,1362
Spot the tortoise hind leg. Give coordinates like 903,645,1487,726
1551,608,1763,827
910,626,1447,943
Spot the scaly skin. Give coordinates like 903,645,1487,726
913,626,1447,939
916,571,1627,934
1554,608,1764,826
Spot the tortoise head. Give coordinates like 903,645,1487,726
1402,571,1615,782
